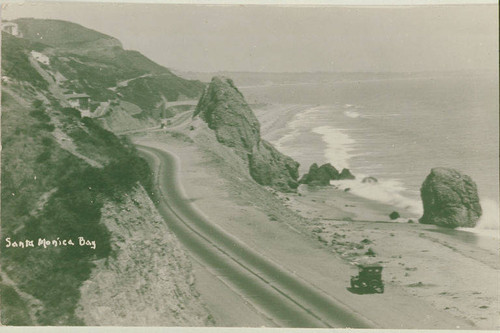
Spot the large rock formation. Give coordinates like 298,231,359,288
299,163,339,185
194,76,299,192
299,163,355,185
419,167,482,228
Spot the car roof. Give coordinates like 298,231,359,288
358,264,383,269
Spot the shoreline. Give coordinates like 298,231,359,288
254,102,424,217
133,125,498,329
255,101,499,231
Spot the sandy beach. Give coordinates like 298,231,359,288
131,104,499,329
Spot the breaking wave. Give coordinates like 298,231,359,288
330,177,423,217
312,125,422,216
476,198,500,230
312,125,356,170
344,110,361,118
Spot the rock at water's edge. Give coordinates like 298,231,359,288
299,163,340,186
299,163,356,185
339,168,355,180
419,167,482,229
362,176,378,184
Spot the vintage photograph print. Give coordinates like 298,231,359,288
0,1,498,329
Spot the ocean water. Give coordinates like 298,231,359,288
242,72,499,231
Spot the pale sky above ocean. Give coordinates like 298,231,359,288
2,1,498,73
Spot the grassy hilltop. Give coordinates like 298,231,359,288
11,19,205,121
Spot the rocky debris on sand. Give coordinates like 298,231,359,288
362,176,378,183
389,211,400,220
419,167,482,228
194,76,299,192
365,248,377,256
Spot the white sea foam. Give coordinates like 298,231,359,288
344,110,360,118
311,125,422,216
274,106,319,150
343,103,361,118
362,113,401,119
331,177,423,217
476,198,500,230
312,125,356,170
459,198,500,239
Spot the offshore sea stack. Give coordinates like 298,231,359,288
299,163,355,185
299,163,339,185
419,167,482,229
194,76,299,192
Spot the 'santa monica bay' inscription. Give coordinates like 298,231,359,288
4,237,97,250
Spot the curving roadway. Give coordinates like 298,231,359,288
137,144,375,328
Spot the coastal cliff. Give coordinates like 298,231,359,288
194,77,299,192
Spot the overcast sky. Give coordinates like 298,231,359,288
2,2,498,72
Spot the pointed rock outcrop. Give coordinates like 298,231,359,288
194,77,299,192
299,163,340,186
299,163,355,185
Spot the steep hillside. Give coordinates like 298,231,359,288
8,18,204,131
194,77,299,192
1,27,211,325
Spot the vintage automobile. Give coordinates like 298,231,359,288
350,263,384,293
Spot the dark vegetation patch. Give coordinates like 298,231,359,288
27,100,55,134
1,34,48,89
62,107,82,119
1,96,152,325
0,284,34,325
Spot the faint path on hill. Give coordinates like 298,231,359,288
114,106,197,136
136,144,375,328
1,87,31,108
115,125,163,136
28,56,69,105
163,99,198,108
108,73,153,92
